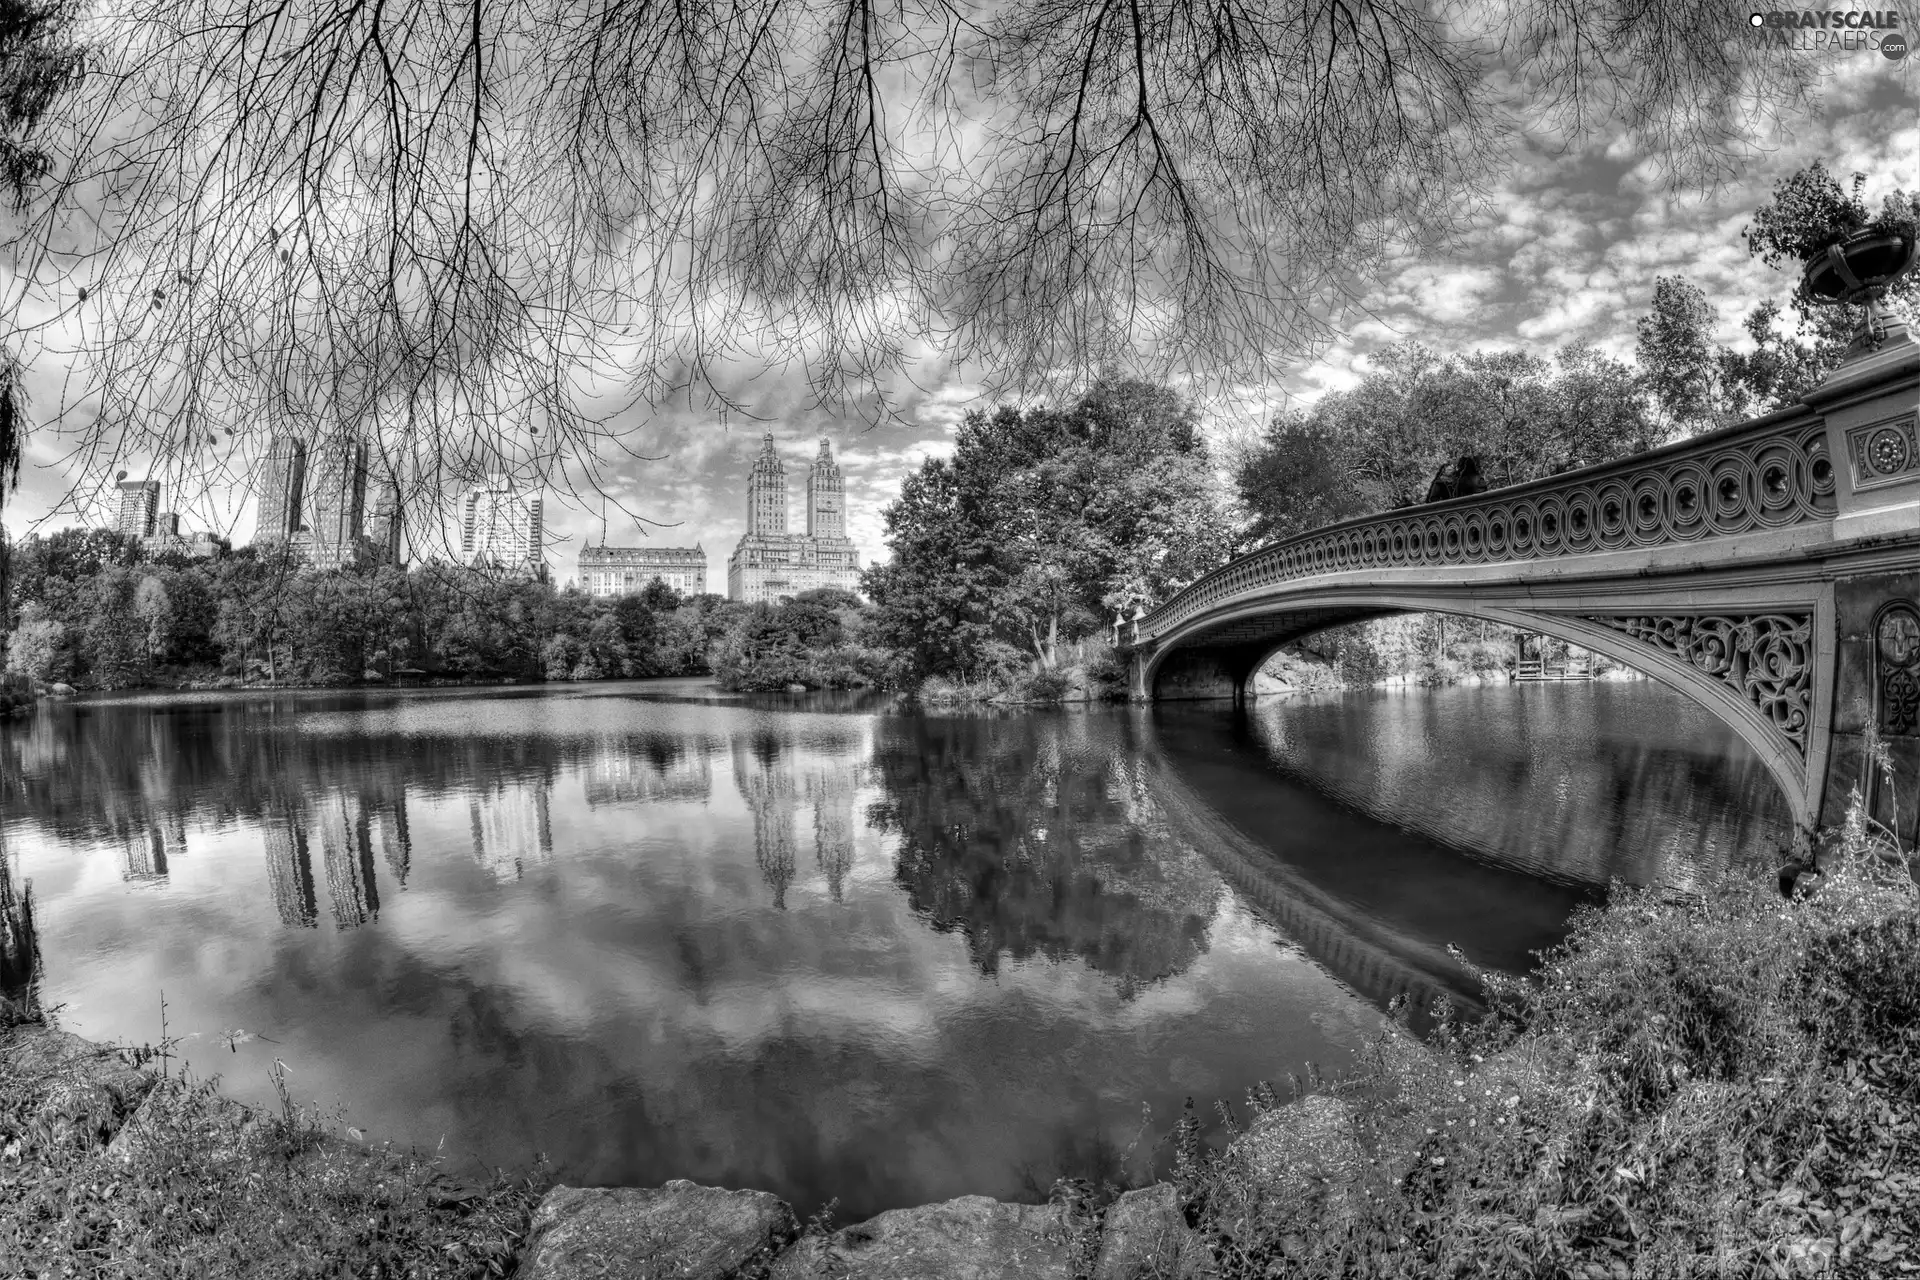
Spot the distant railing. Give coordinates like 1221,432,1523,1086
1130,404,1834,648
1514,657,1593,682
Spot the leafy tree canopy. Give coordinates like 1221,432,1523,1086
865,378,1230,680
1234,340,1657,540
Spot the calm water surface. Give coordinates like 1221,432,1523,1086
0,678,1790,1218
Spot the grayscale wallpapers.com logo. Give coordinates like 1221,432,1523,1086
1748,10,1909,58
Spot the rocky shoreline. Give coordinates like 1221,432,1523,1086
5,1016,1331,1278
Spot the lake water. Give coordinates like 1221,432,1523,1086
0,678,1790,1219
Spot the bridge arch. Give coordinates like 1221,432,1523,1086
1120,325,1920,841
1136,587,1829,831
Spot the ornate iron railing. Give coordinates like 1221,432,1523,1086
1131,406,1836,647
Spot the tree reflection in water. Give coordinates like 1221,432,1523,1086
0,832,40,1019
868,714,1220,994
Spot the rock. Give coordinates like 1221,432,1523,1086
1094,1184,1212,1280
784,683,809,694
771,1196,1076,1280
1207,1095,1366,1244
1250,670,1290,697
0,1024,155,1143
519,1181,798,1280
105,1076,261,1165
49,682,75,696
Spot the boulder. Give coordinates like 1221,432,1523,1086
519,1181,798,1280
1206,1095,1366,1244
770,1196,1076,1280
49,683,75,696
0,1024,155,1143
1093,1184,1212,1280
784,683,809,694
1249,670,1290,697
105,1076,262,1165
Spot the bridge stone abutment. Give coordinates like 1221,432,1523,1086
1124,324,1920,841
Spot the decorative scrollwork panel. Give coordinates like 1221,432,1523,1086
1584,613,1814,757
1876,603,1920,737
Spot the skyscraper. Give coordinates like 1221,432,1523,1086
461,475,545,578
364,478,404,567
307,438,369,570
114,480,160,539
255,438,307,544
727,436,862,602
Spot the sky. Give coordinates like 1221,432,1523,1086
2,33,1916,584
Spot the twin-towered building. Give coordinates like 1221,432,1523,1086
574,433,862,604
727,435,862,603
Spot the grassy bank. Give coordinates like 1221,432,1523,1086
0,1007,547,1278
1170,807,1920,1278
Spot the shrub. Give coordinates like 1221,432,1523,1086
1173,815,1920,1279
1020,667,1071,702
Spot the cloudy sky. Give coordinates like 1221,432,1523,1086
2,40,1915,583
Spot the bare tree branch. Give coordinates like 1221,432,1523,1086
0,0,1871,535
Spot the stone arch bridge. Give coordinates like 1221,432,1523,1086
1121,328,1920,840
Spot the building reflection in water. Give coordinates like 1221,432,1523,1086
264,812,319,929
121,822,172,883
321,794,381,928
584,735,714,807
733,737,859,908
378,792,413,888
808,764,857,903
468,778,554,882
735,736,798,908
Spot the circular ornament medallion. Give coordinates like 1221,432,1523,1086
1867,427,1911,477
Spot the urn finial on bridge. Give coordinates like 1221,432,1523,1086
1800,252,1920,540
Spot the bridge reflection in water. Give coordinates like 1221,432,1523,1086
1132,687,1791,1027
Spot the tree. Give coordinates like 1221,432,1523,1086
1714,301,1833,421
1233,413,1371,546
1635,276,1721,436
81,567,148,688
1,0,1823,515
866,379,1230,680
1233,341,1657,542
132,574,171,661
3,599,68,682
0,0,84,507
